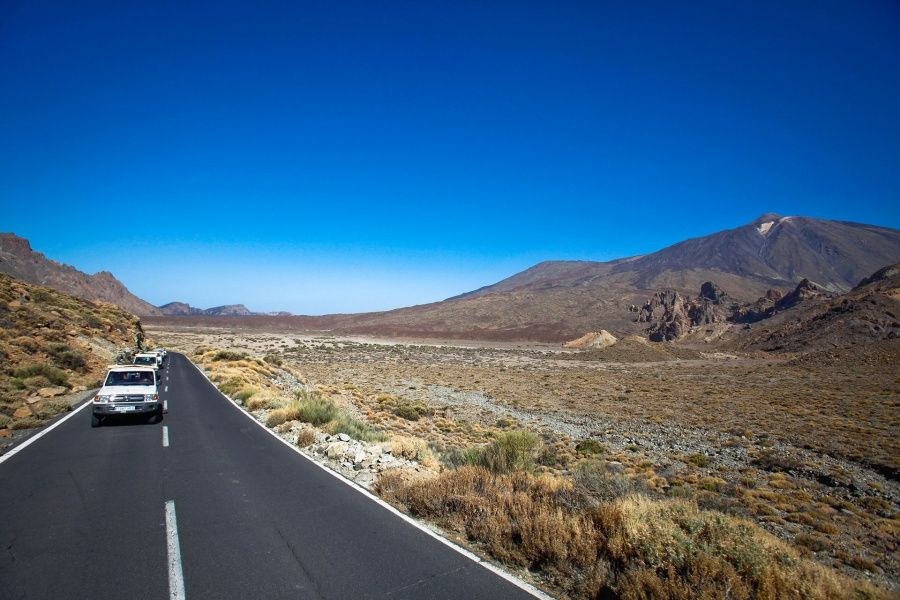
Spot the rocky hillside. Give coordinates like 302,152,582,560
0,273,145,439
0,233,161,316
737,263,900,352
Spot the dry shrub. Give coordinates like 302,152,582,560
265,405,300,427
391,435,437,467
461,430,543,474
381,467,882,600
245,393,276,410
297,427,317,447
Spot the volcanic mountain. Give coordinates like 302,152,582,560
146,214,900,342
0,233,161,316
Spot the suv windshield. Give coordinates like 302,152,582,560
133,357,156,366
105,370,154,386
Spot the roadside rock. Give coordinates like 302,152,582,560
38,386,68,398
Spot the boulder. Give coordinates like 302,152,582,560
13,406,32,419
325,442,349,459
38,386,67,398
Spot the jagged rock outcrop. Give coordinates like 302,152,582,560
734,279,827,324
640,283,735,341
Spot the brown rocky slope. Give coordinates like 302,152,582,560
0,233,161,316
0,273,145,443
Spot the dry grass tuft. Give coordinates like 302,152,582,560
297,427,317,447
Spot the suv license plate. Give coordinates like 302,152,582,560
115,405,136,412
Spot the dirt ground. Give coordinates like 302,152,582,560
147,324,899,589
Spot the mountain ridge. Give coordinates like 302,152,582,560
0,233,162,316
146,214,900,342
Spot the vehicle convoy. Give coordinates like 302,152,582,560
92,365,162,427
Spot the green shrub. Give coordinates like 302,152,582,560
294,391,338,425
47,344,88,372
687,453,712,468
211,350,248,362
234,387,259,402
13,364,68,387
575,439,606,456
458,430,543,474
393,400,432,421
324,413,387,442
219,378,245,396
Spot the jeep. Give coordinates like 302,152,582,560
92,365,162,427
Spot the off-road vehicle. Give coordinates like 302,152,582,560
92,365,162,427
132,352,161,376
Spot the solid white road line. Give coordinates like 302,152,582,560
0,395,94,466
165,500,186,600
184,357,550,599
162,426,170,448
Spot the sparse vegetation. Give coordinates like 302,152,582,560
149,329,899,595
377,466,877,599
452,430,543,474
12,364,69,387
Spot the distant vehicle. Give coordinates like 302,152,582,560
153,347,167,363
133,352,161,375
92,365,161,427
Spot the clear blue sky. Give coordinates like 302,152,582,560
2,1,899,314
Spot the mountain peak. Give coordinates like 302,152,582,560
750,213,784,226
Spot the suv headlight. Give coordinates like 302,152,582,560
95,394,111,403
144,394,158,402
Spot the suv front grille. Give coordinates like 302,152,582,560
112,394,146,403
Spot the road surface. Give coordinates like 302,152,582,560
0,353,541,599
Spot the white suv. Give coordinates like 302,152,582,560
132,352,162,376
92,365,162,427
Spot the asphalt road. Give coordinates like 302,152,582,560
0,353,541,600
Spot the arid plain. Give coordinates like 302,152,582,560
148,322,899,594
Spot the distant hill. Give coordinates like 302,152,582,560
0,233,161,316
158,301,264,316
146,214,900,343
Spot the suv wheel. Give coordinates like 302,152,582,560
91,413,102,428
147,408,163,424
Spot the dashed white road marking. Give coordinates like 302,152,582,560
162,426,169,448
163,400,168,413
165,385,169,393
165,500,186,600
